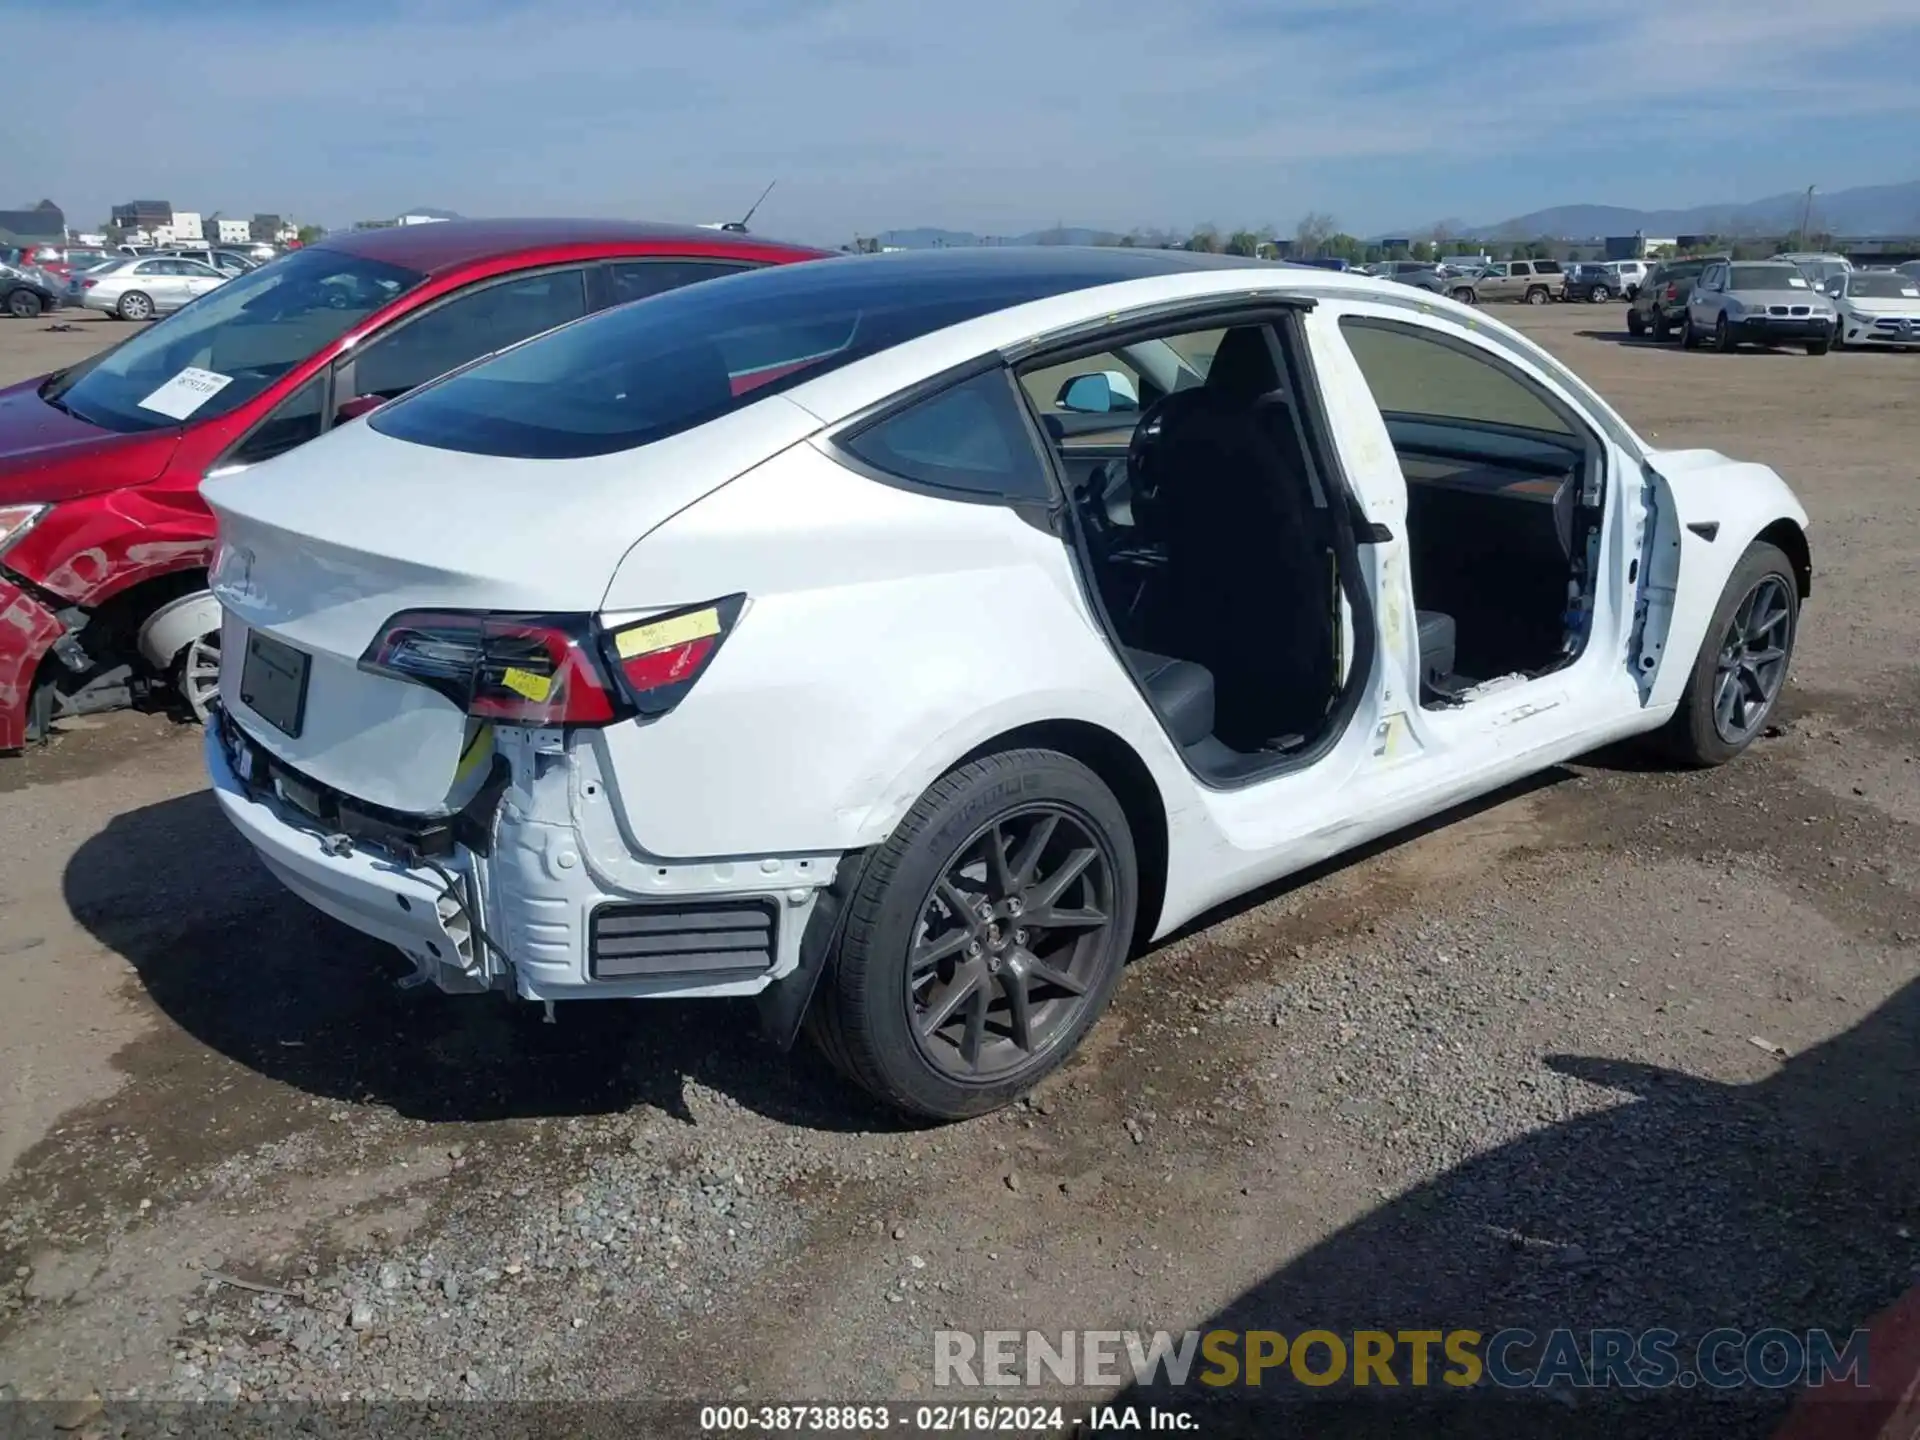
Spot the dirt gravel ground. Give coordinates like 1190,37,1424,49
1,304,1917,1436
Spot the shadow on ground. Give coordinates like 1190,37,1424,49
64,764,1584,1138
61,789,891,1134
1112,977,1920,1438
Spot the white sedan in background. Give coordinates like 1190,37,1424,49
1824,268,1920,349
70,255,229,320
202,249,1812,1119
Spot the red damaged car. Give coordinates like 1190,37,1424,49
0,219,828,750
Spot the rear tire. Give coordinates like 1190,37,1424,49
1626,310,1646,337
1653,542,1798,768
1526,286,1549,306
1590,285,1611,303
117,290,153,321
1653,312,1672,342
5,288,41,319
809,748,1137,1120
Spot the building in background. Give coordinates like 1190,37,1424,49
111,199,172,234
211,215,253,245
0,199,65,248
170,211,204,242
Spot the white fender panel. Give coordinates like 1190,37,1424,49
1640,449,1810,711
593,443,1188,859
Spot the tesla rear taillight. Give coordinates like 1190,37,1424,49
360,611,618,726
601,595,745,716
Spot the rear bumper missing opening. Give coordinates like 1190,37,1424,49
207,712,833,1003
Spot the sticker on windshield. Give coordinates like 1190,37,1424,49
1785,276,1808,288
137,366,235,421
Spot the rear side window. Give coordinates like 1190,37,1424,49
605,259,751,307
350,268,589,402
840,370,1051,501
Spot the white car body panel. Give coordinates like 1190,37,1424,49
1835,293,1920,347
202,260,1811,1007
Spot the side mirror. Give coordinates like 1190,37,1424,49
1056,370,1138,415
335,394,386,422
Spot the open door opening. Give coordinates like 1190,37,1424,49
1022,318,1370,784
1338,317,1605,704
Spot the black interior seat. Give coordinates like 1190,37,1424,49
1138,326,1334,750
1123,647,1214,746
1416,609,1457,689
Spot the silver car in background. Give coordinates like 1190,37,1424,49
1683,260,1836,355
156,246,263,277
69,256,230,320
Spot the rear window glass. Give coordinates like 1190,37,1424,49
370,252,1198,460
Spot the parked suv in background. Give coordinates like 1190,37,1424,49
1562,263,1621,302
0,219,828,751
1627,257,1711,340
1684,260,1835,355
1610,260,1649,297
1476,260,1563,304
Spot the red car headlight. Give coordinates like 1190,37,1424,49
0,503,47,558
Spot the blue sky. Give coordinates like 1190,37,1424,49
7,0,1920,243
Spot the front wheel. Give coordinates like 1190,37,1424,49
1714,314,1735,352
1806,338,1830,356
809,748,1137,1119
1654,542,1798,767
1680,316,1699,349
174,630,222,723
5,288,42,319
1450,287,1476,304
1590,285,1611,303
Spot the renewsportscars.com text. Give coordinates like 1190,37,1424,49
934,1327,1870,1391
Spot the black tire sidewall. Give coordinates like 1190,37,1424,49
821,748,1138,1119
1661,542,1798,767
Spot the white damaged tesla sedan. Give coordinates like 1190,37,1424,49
203,248,1811,1118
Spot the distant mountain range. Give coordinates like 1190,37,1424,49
860,181,1920,251
1425,180,1920,241
874,225,1127,248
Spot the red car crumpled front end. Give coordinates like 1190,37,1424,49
0,572,65,749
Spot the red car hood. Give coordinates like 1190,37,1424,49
0,376,178,504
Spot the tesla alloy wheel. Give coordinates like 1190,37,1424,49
1657,542,1798,767
811,748,1137,1119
